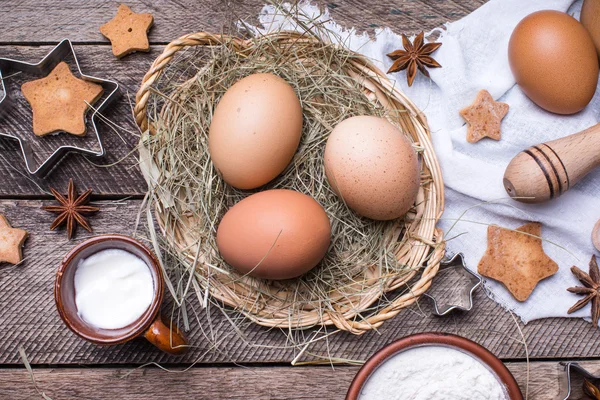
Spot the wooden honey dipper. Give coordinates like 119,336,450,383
503,123,600,203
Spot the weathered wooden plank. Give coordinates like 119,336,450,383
0,0,486,44
1,198,600,365
0,361,595,399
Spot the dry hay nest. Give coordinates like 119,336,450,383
134,30,445,335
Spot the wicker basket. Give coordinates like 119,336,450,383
134,31,445,335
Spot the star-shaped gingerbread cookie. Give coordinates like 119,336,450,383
460,89,509,143
100,4,154,58
21,62,104,137
478,222,558,302
0,214,28,265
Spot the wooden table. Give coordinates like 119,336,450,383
1,1,599,398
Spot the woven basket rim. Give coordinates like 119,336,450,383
134,30,446,335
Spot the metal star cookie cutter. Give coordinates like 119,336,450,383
558,361,600,400
423,253,482,316
0,39,119,176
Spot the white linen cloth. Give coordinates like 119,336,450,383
247,0,600,324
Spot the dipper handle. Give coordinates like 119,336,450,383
144,313,188,355
503,123,600,203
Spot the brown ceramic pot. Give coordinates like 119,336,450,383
346,332,522,400
55,234,187,355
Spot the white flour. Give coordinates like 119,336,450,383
359,346,508,400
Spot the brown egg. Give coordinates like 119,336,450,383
581,0,600,57
508,10,599,114
324,116,420,221
209,73,303,189
216,189,331,280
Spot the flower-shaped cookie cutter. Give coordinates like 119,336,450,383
559,361,600,400
423,253,482,316
0,39,119,176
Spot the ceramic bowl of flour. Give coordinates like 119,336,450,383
346,332,522,400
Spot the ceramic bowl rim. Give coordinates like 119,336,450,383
345,332,523,400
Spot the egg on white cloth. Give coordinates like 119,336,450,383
509,10,599,115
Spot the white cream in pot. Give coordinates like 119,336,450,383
359,345,508,400
74,249,154,330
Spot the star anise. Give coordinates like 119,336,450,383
567,255,600,328
42,179,99,240
387,31,442,87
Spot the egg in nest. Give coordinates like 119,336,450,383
209,73,303,189
324,116,420,221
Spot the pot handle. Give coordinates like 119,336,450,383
143,313,188,355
